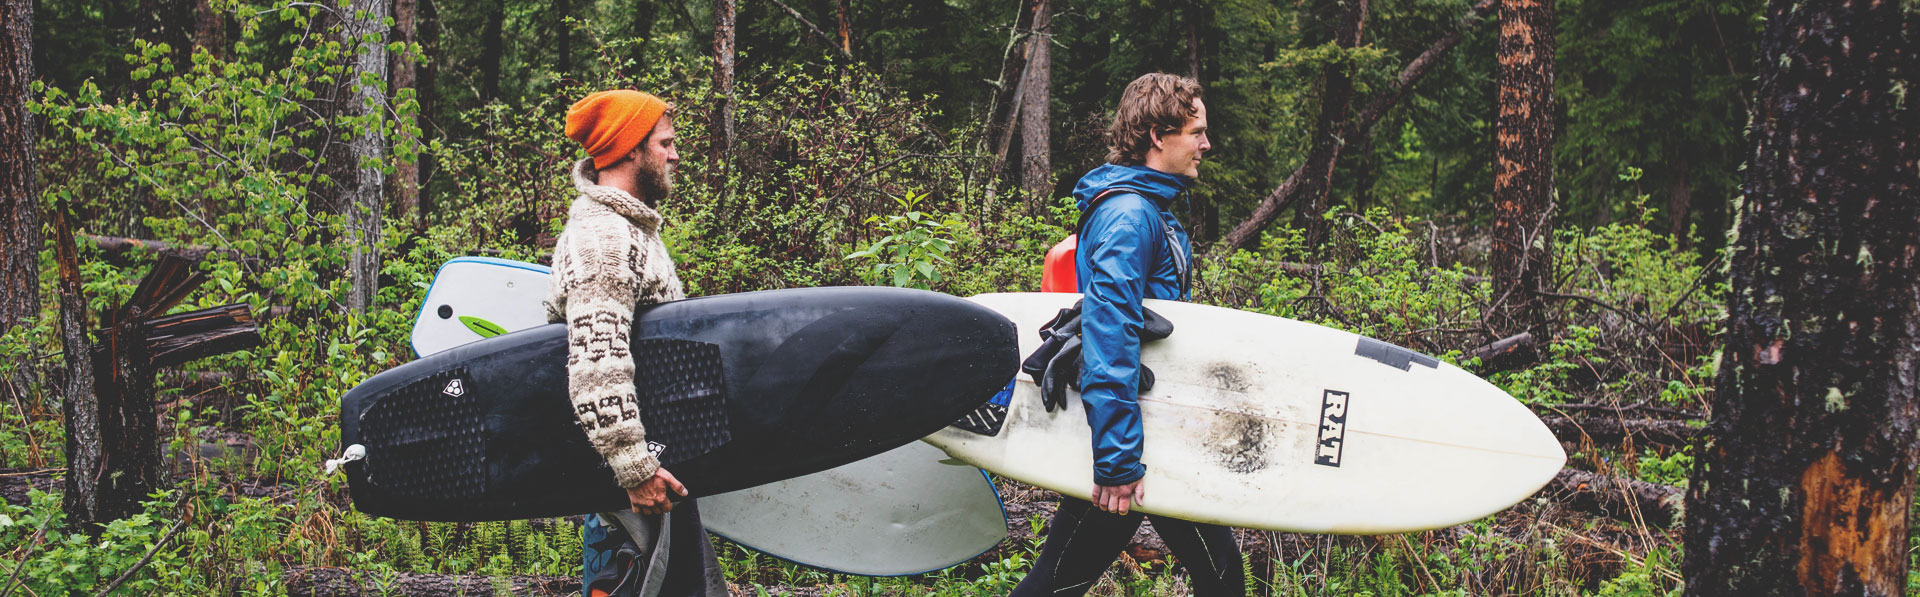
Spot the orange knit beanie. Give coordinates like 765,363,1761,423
566,90,669,170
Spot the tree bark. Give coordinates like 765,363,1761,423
982,0,1044,193
138,0,193,69
554,0,571,76
192,0,224,58
711,0,736,161
1,0,38,339
1666,159,1690,248
633,0,657,46
479,0,504,100
1221,0,1496,252
1016,0,1052,200
1682,2,1919,595
1489,0,1555,341
331,0,389,313
835,0,852,57
392,0,420,222
1296,0,1369,249
52,203,106,532
417,0,440,228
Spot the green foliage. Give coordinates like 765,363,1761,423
1204,209,1488,356
847,191,956,290
0,492,197,595
1593,546,1682,597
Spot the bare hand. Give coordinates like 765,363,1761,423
1092,479,1145,515
627,468,688,516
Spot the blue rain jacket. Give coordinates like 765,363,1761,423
1071,163,1193,486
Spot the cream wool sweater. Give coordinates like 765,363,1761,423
545,158,687,488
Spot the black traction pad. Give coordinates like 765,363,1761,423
631,338,729,466
361,368,485,500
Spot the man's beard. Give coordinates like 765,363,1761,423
637,158,675,205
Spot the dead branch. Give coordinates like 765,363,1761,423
1220,0,1498,252
1464,331,1534,371
763,0,852,59
1541,416,1699,448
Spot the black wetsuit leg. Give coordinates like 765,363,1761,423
1010,497,1145,597
1147,514,1244,596
1011,498,1246,597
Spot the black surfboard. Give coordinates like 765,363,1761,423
340,287,1017,522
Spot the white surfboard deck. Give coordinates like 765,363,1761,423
925,293,1566,535
410,257,557,357
409,258,1008,575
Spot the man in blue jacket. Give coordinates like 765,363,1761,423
1013,73,1243,596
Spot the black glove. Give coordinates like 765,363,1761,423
1023,300,1170,413
1039,335,1082,412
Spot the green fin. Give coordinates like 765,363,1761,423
459,315,509,338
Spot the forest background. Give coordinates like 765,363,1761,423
0,0,1913,594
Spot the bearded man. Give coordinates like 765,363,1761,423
548,89,727,597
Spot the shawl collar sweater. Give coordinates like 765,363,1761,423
545,158,687,488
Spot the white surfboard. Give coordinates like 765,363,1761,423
408,258,1009,575
925,292,1566,534
699,442,1006,576
410,257,556,357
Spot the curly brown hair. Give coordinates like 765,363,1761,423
1105,73,1204,165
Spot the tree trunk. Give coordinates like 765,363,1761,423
1221,0,1495,252
835,0,852,57
982,0,1043,193
1490,0,1555,341
1182,0,1215,239
192,0,224,58
51,203,107,532
479,0,504,101
417,0,440,229
1296,0,1369,249
632,0,657,47
1682,2,1919,595
1667,159,1690,248
711,0,736,161
1016,0,1052,201
1,0,37,338
334,0,389,312
554,0,571,76
138,0,192,69
392,0,420,222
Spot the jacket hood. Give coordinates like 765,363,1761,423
1072,164,1192,212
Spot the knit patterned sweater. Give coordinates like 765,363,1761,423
545,158,687,488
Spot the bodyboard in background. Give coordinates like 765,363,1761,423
926,292,1567,535
409,257,554,357
404,258,1011,575
344,286,1018,523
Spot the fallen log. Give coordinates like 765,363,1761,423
1539,468,1682,527
1464,332,1534,371
284,566,577,596
1541,416,1699,448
